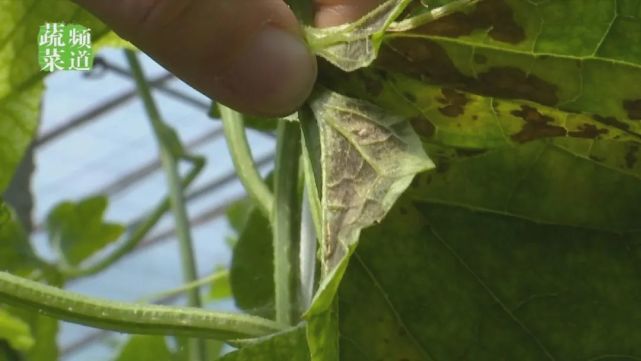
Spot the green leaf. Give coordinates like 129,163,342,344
209,269,232,301
226,199,256,235
46,196,125,267
0,1,115,195
0,201,8,226
0,208,38,276
114,336,173,361
306,301,339,361
218,327,309,361
0,309,33,352
229,209,275,318
8,308,59,361
336,139,641,359
93,32,137,50
174,336,226,361
307,90,434,315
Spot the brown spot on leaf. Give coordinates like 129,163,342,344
626,144,639,169
473,67,559,106
511,105,567,143
437,88,469,117
624,99,641,120
410,116,435,138
378,41,559,107
378,39,469,85
594,115,630,131
414,0,525,44
472,0,526,44
416,12,477,38
568,124,608,139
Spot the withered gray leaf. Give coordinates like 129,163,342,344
306,90,434,315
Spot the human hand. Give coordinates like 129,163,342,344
75,0,382,116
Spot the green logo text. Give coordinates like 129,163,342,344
38,23,94,72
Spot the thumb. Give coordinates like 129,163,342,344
76,0,317,117
314,0,383,27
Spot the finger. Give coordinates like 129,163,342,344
314,0,383,27
76,0,317,117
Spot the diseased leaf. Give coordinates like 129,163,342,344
307,90,434,315
218,327,309,361
306,0,412,71
320,0,641,148
46,196,125,267
337,139,641,359
0,309,33,352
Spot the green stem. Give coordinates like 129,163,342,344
387,0,480,32
219,105,274,217
0,272,282,340
125,50,206,361
299,107,323,238
140,269,228,303
272,121,302,325
60,156,205,279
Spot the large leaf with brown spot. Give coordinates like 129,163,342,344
319,0,641,176
304,1,641,358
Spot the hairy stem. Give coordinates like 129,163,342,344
387,0,479,32
0,272,282,340
125,50,206,361
141,269,228,303
219,105,274,217
273,120,302,325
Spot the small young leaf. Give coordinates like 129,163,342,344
306,0,411,71
114,336,172,361
9,307,59,361
0,209,38,276
230,209,275,318
0,309,34,352
209,269,232,301
46,196,125,267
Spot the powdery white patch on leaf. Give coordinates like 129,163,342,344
306,90,434,315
